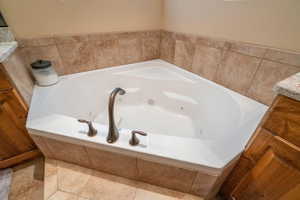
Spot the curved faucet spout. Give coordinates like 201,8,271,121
107,87,126,143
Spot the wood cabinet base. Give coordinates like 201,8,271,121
220,95,300,200
0,149,41,169
0,64,40,169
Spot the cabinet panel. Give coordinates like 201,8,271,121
0,90,35,160
220,155,254,197
245,129,300,170
220,95,300,199
232,149,300,200
263,95,300,147
0,67,11,91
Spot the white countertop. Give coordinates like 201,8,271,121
0,41,18,63
274,72,300,101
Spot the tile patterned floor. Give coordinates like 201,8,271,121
8,157,207,200
8,157,44,200
45,159,204,200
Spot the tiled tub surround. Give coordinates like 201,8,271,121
27,60,267,199
32,135,235,200
160,30,300,105
17,30,161,75
17,30,300,106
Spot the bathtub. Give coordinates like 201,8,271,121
27,59,267,198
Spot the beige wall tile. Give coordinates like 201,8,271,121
17,37,55,48
142,37,160,60
174,40,195,71
196,36,226,50
265,49,300,67
173,32,197,44
85,147,138,179
94,39,121,69
191,45,222,81
190,172,218,197
137,159,197,193
57,42,96,74
117,31,143,40
141,30,161,38
229,42,267,57
78,170,137,200
119,38,142,65
22,45,65,75
214,51,261,95
204,159,237,200
30,135,55,158
57,160,92,195
160,33,175,63
88,32,118,41
247,60,300,105
43,137,91,167
54,34,89,44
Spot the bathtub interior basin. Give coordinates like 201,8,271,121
27,59,267,173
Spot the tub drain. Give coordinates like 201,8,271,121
148,99,155,105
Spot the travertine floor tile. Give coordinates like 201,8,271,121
57,160,92,195
135,182,184,200
78,170,137,200
48,191,78,200
44,159,58,177
9,157,44,200
9,158,206,200
44,173,58,200
135,189,178,200
134,182,204,200
44,159,58,199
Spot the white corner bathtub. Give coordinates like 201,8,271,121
27,59,267,187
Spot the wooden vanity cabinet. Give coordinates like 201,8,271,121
0,64,40,168
220,95,300,200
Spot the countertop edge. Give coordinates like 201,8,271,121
274,72,300,102
0,41,18,63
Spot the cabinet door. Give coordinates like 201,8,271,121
231,137,300,200
263,95,300,147
0,90,35,160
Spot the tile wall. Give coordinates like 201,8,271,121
17,30,161,75
15,30,300,105
160,30,300,105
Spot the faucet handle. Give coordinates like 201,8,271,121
78,119,98,137
129,130,147,146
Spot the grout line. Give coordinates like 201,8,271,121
47,190,58,200
245,55,264,97
189,172,198,194
83,146,93,167
56,164,59,199
212,46,228,82
261,57,300,68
